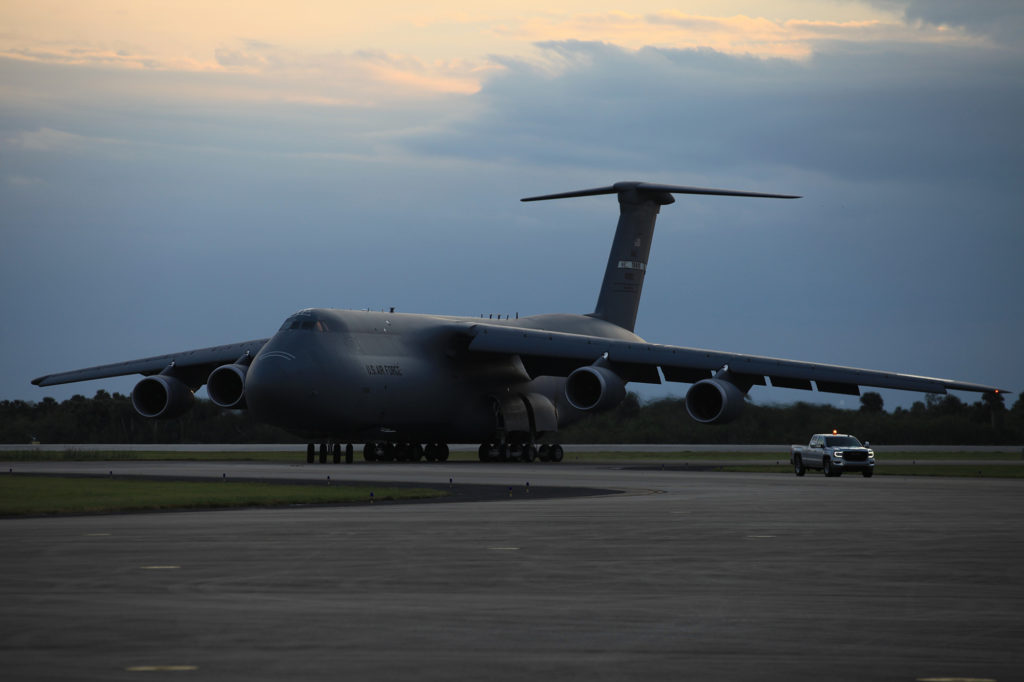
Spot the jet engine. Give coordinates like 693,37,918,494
207,363,248,409
685,378,746,424
131,375,195,419
565,364,626,412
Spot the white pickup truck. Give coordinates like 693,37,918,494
791,433,875,477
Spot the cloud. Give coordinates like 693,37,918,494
401,38,1023,189
490,10,986,61
1,37,487,102
4,127,119,152
0,43,200,71
206,42,488,100
868,0,1024,45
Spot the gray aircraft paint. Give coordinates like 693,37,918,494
32,181,1006,449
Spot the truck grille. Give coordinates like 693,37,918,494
841,451,868,462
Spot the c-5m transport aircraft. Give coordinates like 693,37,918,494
33,181,1005,464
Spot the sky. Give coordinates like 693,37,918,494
1,0,1022,413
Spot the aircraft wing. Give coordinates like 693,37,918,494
31,339,270,389
466,325,1005,396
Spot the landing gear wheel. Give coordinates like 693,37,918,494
437,444,449,462
522,444,536,463
538,445,551,462
345,443,354,464
306,443,315,464
793,455,805,477
508,442,523,462
332,443,341,464
478,443,489,462
549,444,564,463
319,442,327,464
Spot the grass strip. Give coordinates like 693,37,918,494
0,475,447,516
1,450,305,462
718,465,1024,478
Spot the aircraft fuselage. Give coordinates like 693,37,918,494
244,308,643,442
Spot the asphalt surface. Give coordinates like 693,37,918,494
2,460,1022,681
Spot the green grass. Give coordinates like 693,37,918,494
718,464,1024,478
561,450,1023,462
0,476,447,516
1,449,305,462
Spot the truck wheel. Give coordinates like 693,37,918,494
823,458,835,477
862,468,874,478
793,455,805,476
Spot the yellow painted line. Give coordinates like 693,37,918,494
124,665,197,671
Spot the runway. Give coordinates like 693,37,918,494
2,461,1022,681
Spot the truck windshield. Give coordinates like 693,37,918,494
825,436,862,447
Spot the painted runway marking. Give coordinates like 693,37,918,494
124,665,197,672
85,533,111,536
747,535,775,538
488,547,520,551
140,565,181,570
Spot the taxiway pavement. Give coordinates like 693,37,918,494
2,460,1022,681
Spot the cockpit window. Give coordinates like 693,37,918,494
279,313,338,332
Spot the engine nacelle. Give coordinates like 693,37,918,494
685,378,747,424
207,363,248,409
131,375,195,419
565,364,626,412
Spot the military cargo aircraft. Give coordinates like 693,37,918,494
32,181,1005,463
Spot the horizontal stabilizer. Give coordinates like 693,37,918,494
522,181,800,202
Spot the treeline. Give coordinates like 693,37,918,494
560,391,1024,445
1,391,298,444
1,390,1021,445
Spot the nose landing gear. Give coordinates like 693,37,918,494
306,442,355,464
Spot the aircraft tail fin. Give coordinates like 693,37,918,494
522,182,799,332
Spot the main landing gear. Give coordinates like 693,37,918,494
305,441,565,464
361,442,451,463
306,442,354,464
477,442,563,463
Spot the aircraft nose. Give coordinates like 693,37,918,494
245,345,304,424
